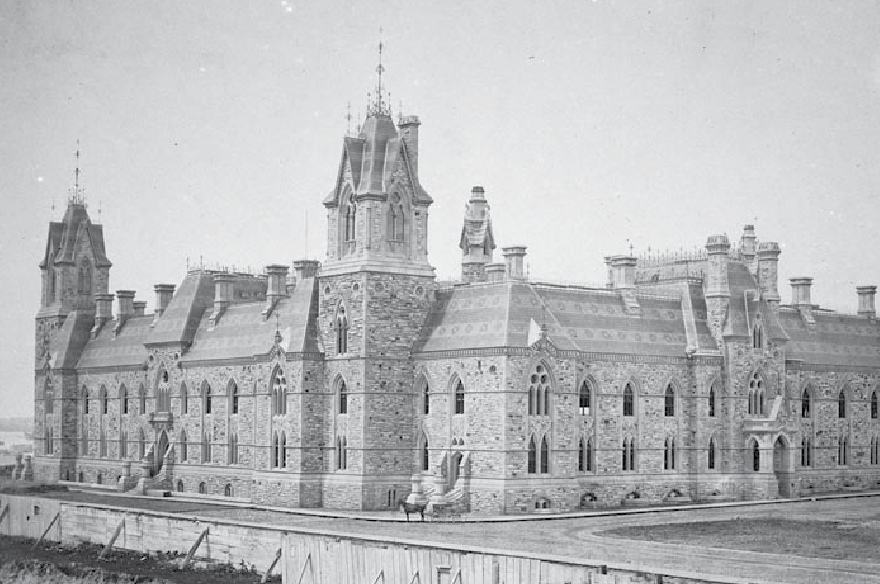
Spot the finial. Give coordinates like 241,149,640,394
69,140,86,205
367,28,391,117
274,312,282,345
346,101,352,136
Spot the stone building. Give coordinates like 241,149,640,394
32,91,880,514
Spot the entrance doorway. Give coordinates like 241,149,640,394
156,431,169,473
773,436,791,497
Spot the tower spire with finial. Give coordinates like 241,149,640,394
346,101,352,136
367,28,391,117
69,140,86,205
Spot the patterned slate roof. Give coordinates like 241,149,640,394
416,281,693,357
181,277,319,363
146,272,215,346
52,310,97,369
779,309,880,367
77,315,152,369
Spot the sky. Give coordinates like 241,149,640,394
1,1,879,418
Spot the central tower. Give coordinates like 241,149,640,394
318,48,436,509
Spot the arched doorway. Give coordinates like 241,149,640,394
156,431,169,473
773,436,791,497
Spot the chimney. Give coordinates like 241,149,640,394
209,274,235,327
153,284,175,316
398,115,421,180
132,301,147,316
604,256,614,289
790,277,813,308
705,234,731,298
756,242,781,305
92,293,114,337
114,290,135,334
610,256,637,290
263,264,290,319
740,224,757,274
293,260,320,282
857,285,876,318
485,262,507,283
502,246,527,280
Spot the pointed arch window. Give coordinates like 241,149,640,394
82,385,89,415
748,372,764,415
454,378,465,415
708,382,716,417
872,391,878,419
527,435,537,474
202,430,211,463
622,437,636,471
838,435,848,465
229,380,239,415
623,384,634,417
272,433,279,468
279,432,287,468
578,438,585,472
664,384,675,417
44,378,54,415
203,381,212,415
180,382,188,414
336,305,348,355
418,376,429,415
540,436,549,474
100,385,108,414
120,432,127,459
529,363,550,417
121,384,128,414
336,436,348,470
420,433,429,471
585,437,593,472
228,432,238,464
180,430,188,462
338,379,348,414
578,379,591,416
802,388,811,418
801,436,811,467
752,323,763,349
752,439,760,471
345,194,357,242
838,390,847,418
138,383,146,415
271,368,287,416
77,257,92,296
387,194,405,241
708,436,716,470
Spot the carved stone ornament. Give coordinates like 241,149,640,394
530,335,558,357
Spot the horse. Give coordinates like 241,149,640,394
399,500,428,521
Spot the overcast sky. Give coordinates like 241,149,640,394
1,1,879,418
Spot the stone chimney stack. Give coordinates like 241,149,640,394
485,262,507,283
705,235,731,347
132,301,147,316
116,290,135,320
92,293,114,337
610,256,637,290
154,284,175,316
209,274,235,327
756,242,781,306
398,115,421,180
740,224,757,274
263,264,290,319
293,260,320,282
790,277,813,308
857,285,876,318
502,246,527,280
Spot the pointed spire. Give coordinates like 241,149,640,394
367,28,391,117
345,101,352,136
69,140,86,206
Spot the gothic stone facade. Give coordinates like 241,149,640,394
33,110,880,514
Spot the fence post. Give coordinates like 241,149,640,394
99,515,127,559
182,526,210,568
32,512,61,549
260,547,282,584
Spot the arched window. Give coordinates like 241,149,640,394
664,384,675,417
338,379,348,414
579,380,591,416
585,438,593,472
387,195,405,241
229,380,239,415
578,438,585,472
802,388,811,418
177,480,184,493
420,433,429,471
623,384,634,417
156,369,170,413
752,439,760,471
708,382,716,417
198,482,207,494
120,432,127,459
801,436,812,467
527,435,537,474
180,382,188,414
280,432,287,468
529,363,550,417
336,436,347,470
872,391,878,419
138,383,146,415
345,194,357,242
180,430,188,462
541,436,550,474
708,436,716,469
228,432,238,464
752,323,763,349
121,384,128,414
203,382,212,415
45,427,53,455
271,368,287,416
622,437,635,471
82,385,89,415
100,385,108,414
44,378,54,415
839,436,848,465
77,257,92,296
336,305,348,355
454,378,465,415
418,376,429,415
224,484,233,497
748,372,764,415
272,433,279,468
838,390,847,418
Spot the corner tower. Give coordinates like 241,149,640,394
318,52,436,509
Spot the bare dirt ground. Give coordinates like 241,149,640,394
0,536,278,584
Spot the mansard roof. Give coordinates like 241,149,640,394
77,315,152,369
778,309,880,368
725,261,788,341
416,281,706,356
181,277,319,363
145,271,216,347
40,203,111,268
